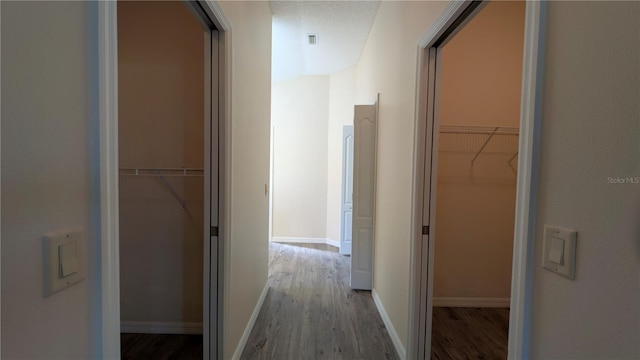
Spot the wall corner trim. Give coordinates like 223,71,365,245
231,283,270,360
202,0,231,31
372,290,407,360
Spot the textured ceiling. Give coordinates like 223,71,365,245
270,1,381,83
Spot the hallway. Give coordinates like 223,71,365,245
240,243,398,360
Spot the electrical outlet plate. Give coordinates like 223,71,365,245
43,228,85,297
543,225,577,280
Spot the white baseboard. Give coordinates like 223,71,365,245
231,283,270,360
372,290,406,360
272,237,339,249
325,238,340,248
433,297,511,308
120,321,203,335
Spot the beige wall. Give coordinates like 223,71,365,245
433,0,525,300
1,1,95,358
326,67,357,243
531,1,639,358
117,1,204,325
271,68,356,243
271,76,330,239
355,0,448,349
218,1,272,359
439,1,524,128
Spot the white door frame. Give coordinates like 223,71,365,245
97,1,231,359
407,1,547,359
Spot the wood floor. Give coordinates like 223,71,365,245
431,307,510,360
120,333,202,360
240,242,399,360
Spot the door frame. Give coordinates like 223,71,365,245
407,1,547,358
97,1,231,358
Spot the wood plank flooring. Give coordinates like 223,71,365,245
240,242,399,360
120,333,202,360
431,307,509,360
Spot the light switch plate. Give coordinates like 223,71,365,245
43,228,85,297
543,225,577,280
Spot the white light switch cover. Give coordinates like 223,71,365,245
43,228,85,297
543,225,577,280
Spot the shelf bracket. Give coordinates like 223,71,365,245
471,127,499,166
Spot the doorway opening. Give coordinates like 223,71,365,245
115,1,219,358
430,2,526,358
410,0,544,358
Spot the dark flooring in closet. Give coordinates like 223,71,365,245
431,307,510,360
120,333,202,360
240,242,399,360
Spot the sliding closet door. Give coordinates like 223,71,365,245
203,29,220,360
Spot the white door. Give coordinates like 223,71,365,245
350,103,377,290
340,125,354,255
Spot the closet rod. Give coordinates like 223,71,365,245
119,167,204,177
439,125,519,135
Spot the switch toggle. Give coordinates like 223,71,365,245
549,237,564,265
58,242,79,278
543,225,577,280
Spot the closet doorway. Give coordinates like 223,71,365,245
411,0,530,358
116,1,221,358
431,2,525,357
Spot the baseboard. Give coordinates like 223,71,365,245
231,283,270,360
372,290,406,360
272,237,339,249
325,238,340,248
120,321,203,335
433,297,511,308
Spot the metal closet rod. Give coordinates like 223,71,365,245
437,125,519,169
119,167,204,177
439,125,519,135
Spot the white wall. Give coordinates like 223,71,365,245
1,1,96,358
271,76,330,239
433,0,525,300
271,68,356,244
117,1,204,325
354,0,448,349
531,1,639,358
218,2,272,359
326,67,357,243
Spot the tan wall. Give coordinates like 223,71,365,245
531,1,639,358
218,1,272,358
355,0,448,349
1,1,95,358
118,1,204,324
326,67,357,243
271,76,330,239
439,1,525,128
433,0,525,300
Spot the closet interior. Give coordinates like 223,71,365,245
430,1,526,359
117,1,204,358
